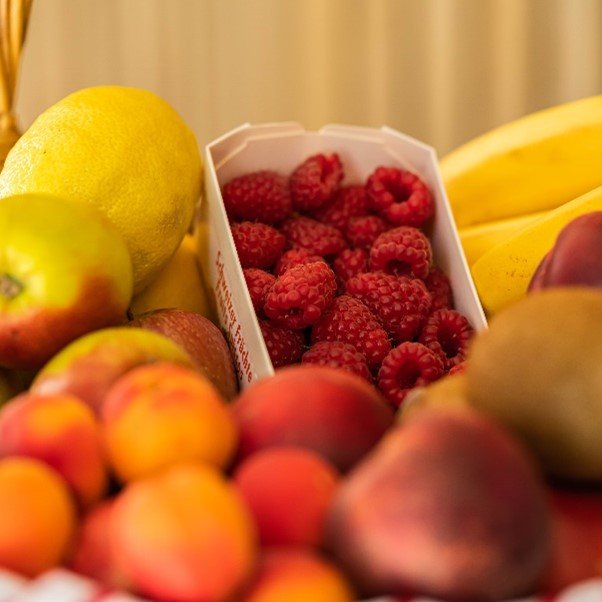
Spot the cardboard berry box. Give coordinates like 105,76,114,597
197,121,487,387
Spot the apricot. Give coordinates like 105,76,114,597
110,462,258,602
0,457,76,577
0,392,107,507
327,408,551,600
234,447,339,548
102,362,237,482
69,500,128,589
232,366,393,471
243,548,355,602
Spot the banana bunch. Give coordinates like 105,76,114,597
440,95,602,315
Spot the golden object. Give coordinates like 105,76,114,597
0,0,32,165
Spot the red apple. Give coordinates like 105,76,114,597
129,309,238,400
31,327,194,414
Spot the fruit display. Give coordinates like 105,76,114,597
1,90,602,602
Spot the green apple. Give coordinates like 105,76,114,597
0,194,133,369
32,326,194,413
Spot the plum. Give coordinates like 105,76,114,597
529,212,602,291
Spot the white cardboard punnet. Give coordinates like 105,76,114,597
199,122,487,388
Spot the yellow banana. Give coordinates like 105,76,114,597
459,211,547,266
471,185,602,316
441,95,602,228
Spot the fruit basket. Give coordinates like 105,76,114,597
198,122,487,387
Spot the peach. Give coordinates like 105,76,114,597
68,499,129,589
327,408,551,600
242,548,355,602
110,462,258,602
234,447,339,548
0,392,107,508
232,366,394,471
102,362,237,482
0,457,76,577
540,489,602,593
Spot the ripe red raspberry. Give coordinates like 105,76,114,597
222,170,292,224
369,226,432,279
346,272,432,343
424,267,454,311
332,248,368,290
302,341,371,382
311,295,391,370
312,185,368,231
243,268,276,315
259,320,305,368
281,216,346,258
366,166,434,228
290,153,344,212
419,309,474,371
377,342,444,407
231,221,285,270
345,215,388,250
264,262,337,329
274,248,326,277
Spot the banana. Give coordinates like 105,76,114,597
440,95,602,228
459,211,547,266
471,185,602,316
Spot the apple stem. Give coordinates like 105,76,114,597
0,274,23,299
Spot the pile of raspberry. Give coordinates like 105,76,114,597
222,153,474,408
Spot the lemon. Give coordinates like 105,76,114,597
129,234,213,318
0,86,202,293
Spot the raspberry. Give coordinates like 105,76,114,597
222,171,292,224
424,267,454,311
290,153,344,212
302,341,371,382
281,216,346,258
264,262,337,329
274,248,326,277
332,248,368,290
377,342,444,407
232,221,286,270
369,226,432,280
311,295,391,370
419,309,474,371
259,320,305,368
366,166,434,228
243,268,276,315
346,272,432,343
345,215,388,250
312,185,368,231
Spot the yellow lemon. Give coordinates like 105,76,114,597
129,234,213,318
0,86,202,293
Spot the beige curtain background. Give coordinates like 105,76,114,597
14,0,602,156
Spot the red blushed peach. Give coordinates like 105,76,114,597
110,462,258,602
68,500,129,589
234,447,339,548
102,362,237,482
242,548,355,602
232,366,394,471
0,392,107,508
0,457,76,577
327,409,551,600
540,489,602,593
